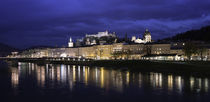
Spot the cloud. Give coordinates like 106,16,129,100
0,0,210,48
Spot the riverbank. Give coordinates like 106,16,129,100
1,58,210,75
84,60,210,74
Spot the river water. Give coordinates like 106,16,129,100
0,61,210,102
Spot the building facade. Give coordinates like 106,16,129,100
16,43,210,61
18,43,174,60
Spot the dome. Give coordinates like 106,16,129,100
144,29,151,36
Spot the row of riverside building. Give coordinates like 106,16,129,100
13,42,210,61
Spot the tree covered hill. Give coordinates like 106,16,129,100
0,43,18,57
161,25,210,42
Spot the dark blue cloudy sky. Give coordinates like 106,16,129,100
1,0,210,48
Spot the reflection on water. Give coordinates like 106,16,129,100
11,67,19,88
150,72,162,88
11,62,210,94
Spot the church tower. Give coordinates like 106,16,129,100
68,37,74,47
143,29,152,43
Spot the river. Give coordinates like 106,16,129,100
0,61,210,102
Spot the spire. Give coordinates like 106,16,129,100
70,37,72,42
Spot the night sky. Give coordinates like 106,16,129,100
1,0,210,49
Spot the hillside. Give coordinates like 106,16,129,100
161,25,210,42
0,43,18,57
24,45,55,50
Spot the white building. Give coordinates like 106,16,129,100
134,38,145,43
131,36,136,41
91,39,97,45
85,38,91,45
132,29,152,44
85,30,116,38
68,37,74,47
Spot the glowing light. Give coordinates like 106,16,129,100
41,66,45,87
78,66,80,81
85,67,88,85
168,75,173,91
61,65,67,83
11,68,19,88
36,67,41,86
73,65,76,82
60,53,67,57
175,76,183,92
68,65,73,90
126,71,130,86
190,77,195,91
95,68,98,83
100,67,104,88
57,66,61,82
204,78,209,92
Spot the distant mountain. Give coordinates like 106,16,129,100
160,26,210,43
0,43,18,57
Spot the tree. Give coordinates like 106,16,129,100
183,42,198,60
161,26,210,43
144,45,152,55
124,33,128,42
198,46,207,61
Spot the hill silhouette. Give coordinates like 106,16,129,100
161,25,210,42
0,43,18,57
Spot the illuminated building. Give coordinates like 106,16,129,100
85,30,116,38
16,43,176,60
68,37,74,47
131,36,136,42
132,29,152,44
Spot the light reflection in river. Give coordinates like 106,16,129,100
168,75,173,91
10,62,210,94
11,67,19,88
